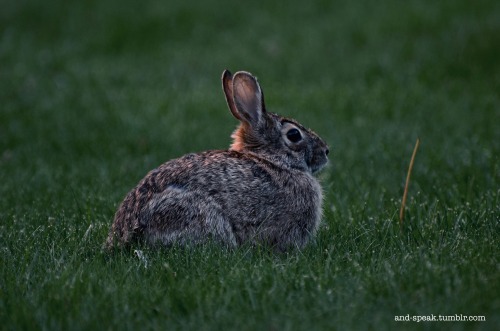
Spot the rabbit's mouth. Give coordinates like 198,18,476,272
310,162,327,174
309,154,328,174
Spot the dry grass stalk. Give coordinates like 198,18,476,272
400,138,420,226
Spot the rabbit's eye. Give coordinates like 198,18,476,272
286,128,302,143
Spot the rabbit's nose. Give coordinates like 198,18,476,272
325,148,330,156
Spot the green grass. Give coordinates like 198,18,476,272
1,0,499,330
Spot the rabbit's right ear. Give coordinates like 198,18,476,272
222,70,244,121
222,70,266,127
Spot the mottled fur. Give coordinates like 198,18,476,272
106,70,329,251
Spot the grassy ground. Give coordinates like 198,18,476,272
1,0,499,330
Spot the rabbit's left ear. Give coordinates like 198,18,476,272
222,70,266,126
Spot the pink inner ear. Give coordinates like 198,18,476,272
235,79,254,101
234,76,260,114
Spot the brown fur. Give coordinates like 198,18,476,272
105,70,329,251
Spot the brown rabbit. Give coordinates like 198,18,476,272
106,70,329,251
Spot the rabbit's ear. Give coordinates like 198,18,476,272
222,70,244,121
231,71,266,126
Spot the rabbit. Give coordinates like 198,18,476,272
105,70,329,252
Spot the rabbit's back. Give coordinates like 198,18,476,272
107,150,323,250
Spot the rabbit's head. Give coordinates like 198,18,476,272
222,70,329,174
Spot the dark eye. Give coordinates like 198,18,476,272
286,128,302,143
